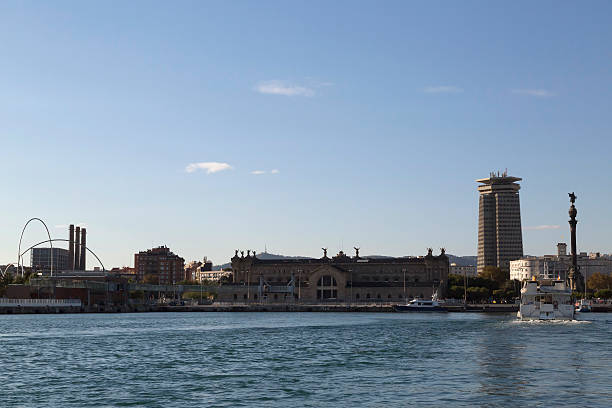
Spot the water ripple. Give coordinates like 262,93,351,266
1,312,612,407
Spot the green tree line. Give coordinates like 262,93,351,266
448,266,520,302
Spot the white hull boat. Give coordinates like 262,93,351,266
517,279,575,321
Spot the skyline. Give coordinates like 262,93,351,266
2,1,612,267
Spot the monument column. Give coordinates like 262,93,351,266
567,193,584,292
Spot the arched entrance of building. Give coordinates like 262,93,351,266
317,275,337,300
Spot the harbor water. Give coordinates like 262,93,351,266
1,312,612,407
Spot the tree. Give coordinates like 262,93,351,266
0,272,14,296
595,289,612,299
587,273,612,291
176,279,200,286
467,286,489,302
448,285,465,299
447,274,499,300
479,266,509,285
218,273,233,285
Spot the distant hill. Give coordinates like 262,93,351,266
212,252,311,270
213,252,477,270
447,255,477,266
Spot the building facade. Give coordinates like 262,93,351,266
30,248,70,271
200,270,232,281
224,248,449,303
186,258,214,282
477,171,524,273
134,246,185,284
110,267,137,281
510,244,612,281
449,263,477,277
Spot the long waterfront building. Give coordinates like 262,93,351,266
223,248,449,303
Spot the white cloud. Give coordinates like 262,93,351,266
511,89,555,97
524,225,560,230
254,80,315,97
186,162,233,174
250,169,280,175
424,86,464,94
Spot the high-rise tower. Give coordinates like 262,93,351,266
477,171,524,273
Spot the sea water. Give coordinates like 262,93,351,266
1,312,611,407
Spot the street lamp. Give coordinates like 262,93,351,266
246,269,250,303
349,269,353,307
297,269,302,302
402,268,406,303
463,268,468,309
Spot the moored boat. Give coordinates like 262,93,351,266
394,298,446,312
576,298,592,313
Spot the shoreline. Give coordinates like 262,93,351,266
1,303,516,314
3,303,612,315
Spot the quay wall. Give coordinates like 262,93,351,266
0,303,521,314
6,303,612,314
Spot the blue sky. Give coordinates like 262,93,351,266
1,1,611,268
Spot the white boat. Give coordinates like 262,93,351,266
517,279,574,321
576,299,592,313
393,298,446,312
576,269,592,313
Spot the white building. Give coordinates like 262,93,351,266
449,263,478,277
199,269,232,281
186,258,216,282
510,243,612,281
510,257,555,281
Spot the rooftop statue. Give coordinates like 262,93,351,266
569,192,577,204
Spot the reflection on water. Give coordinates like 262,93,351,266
1,312,611,407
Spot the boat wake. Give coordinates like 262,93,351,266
510,319,592,326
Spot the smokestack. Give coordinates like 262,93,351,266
80,228,86,270
74,226,81,271
68,224,75,270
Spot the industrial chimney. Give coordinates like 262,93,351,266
68,224,75,270
80,228,86,270
74,226,81,271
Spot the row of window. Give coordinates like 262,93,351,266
230,293,425,301
243,274,439,283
